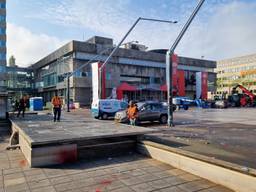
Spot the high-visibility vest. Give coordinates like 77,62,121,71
51,96,62,108
127,106,138,119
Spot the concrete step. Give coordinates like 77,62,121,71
0,120,11,133
77,136,137,160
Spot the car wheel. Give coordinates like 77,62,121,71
102,113,108,120
159,115,168,124
183,105,189,110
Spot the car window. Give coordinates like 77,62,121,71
120,102,128,109
151,104,162,110
144,104,152,111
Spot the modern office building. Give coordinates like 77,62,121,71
30,36,216,106
0,0,6,119
0,0,6,92
6,66,34,96
216,53,256,95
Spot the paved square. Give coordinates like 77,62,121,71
0,134,233,192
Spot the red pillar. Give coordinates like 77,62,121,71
178,70,185,96
201,72,208,99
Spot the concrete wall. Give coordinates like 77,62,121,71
31,36,217,105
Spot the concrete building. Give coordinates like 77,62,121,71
216,53,256,95
0,0,6,92
31,36,216,105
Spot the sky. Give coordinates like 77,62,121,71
6,0,256,67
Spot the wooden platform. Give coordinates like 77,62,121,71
10,112,156,167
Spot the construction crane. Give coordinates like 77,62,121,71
230,84,256,107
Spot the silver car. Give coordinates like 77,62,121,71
115,101,175,124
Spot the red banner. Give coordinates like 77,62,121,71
178,70,185,96
172,54,178,89
201,72,208,99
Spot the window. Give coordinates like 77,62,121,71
144,104,151,111
0,65,6,72
0,53,6,60
151,104,162,110
0,3,5,9
0,41,5,47
0,28,6,35
43,73,57,87
0,15,5,22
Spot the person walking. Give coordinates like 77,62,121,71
51,92,63,122
17,96,26,118
127,101,138,126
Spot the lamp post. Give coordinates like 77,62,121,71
57,55,72,112
98,17,177,99
166,0,205,127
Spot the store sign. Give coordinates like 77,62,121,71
240,69,256,77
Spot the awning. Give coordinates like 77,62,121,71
160,84,167,91
117,82,137,91
116,82,137,100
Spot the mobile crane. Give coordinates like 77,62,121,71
229,84,256,107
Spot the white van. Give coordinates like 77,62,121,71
91,99,128,120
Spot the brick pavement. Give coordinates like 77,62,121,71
0,127,233,192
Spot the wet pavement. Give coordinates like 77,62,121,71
141,108,256,170
10,111,155,147
0,117,233,192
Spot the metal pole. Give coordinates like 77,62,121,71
67,76,70,112
99,17,177,98
166,0,205,127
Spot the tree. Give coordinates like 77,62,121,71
8,55,16,67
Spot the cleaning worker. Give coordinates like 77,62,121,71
127,101,138,126
51,92,63,122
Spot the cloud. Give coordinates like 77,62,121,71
11,0,256,62
7,23,65,67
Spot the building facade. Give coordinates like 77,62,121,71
31,36,216,105
6,66,34,97
216,53,256,95
0,0,6,92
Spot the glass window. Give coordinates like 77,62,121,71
106,73,111,80
0,15,5,21
151,104,162,110
120,102,128,109
0,28,6,35
0,53,6,60
0,3,5,9
0,41,6,47
0,65,6,72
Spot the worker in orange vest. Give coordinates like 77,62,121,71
51,92,63,122
127,101,138,126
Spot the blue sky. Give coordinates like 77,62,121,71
6,0,256,66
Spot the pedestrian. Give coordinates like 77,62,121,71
127,101,138,126
17,96,26,118
51,92,63,122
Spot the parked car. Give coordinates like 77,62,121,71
214,100,228,108
115,101,176,124
172,97,192,110
91,99,128,120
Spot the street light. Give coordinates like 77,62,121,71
166,0,205,127
98,17,178,99
57,55,72,112
64,42,140,112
